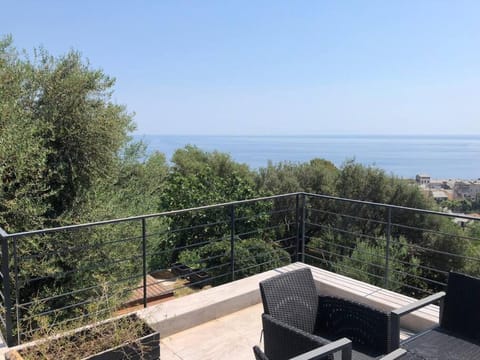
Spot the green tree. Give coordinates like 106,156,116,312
330,236,420,294
0,37,140,337
178,238,291,286
0,36,50,231
152,146,266,267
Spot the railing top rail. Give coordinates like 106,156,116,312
304,192,480,221
3,192,479,239
1,193,299,239
0,227,8,238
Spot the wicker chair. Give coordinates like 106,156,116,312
253,341,407,360
259,268,396,360
253,338,352,360
392,271,480,359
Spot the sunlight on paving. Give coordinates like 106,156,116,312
160,303,264,360
158,301,414,360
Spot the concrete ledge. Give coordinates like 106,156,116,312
304,263,439,332
138,262,439,337
139,269,267,337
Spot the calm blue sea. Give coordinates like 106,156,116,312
135,135,480,180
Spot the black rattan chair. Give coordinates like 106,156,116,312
392,271,480,359
253,338,352,360
253,340,407,360
259,268,396,360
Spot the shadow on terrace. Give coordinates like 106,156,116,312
0,193,479,358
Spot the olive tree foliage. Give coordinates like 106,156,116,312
308,235,421,294
0,36,50,231
150,146,271,269
0,37,148,335
178,238,290,286
304,161,471,295
1,36,135,231
255,158,338,195
254,159,339,256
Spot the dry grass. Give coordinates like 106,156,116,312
15,315,153,360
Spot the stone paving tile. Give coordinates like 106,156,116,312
160,304,264,360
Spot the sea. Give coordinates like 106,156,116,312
134,135,480,180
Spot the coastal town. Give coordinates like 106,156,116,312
415,174,480,202
415,174,480,222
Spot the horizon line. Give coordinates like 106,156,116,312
133,133,480,137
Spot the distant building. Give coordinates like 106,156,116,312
431,190,448,202
454,181,480,201
416,174,431,185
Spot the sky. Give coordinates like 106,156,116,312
2,1,480,135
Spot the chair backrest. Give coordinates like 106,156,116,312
259,268,319,333
441,271,480,341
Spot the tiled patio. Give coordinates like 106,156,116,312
161,303,263,360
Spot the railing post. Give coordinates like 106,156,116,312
141,218,147,308
295,194,300,262
230,205,235,281
13,237,20,345
1,231,14,346
384,207,392,289
301,193,307,263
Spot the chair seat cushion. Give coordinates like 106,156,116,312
402,328,480,360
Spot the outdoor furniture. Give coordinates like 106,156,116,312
253,340,407,360
259,268,396,360
253,338,352,360
392,271,480,359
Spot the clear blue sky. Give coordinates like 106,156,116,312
2,1,480,135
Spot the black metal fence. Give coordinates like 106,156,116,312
1,192,479,346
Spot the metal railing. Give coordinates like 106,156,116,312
1,192,479,345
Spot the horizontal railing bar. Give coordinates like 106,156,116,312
19,272,144,308
304,253,385,281
234,207,295,222
271,236,297,245
305,246,386,271
306,238,386,262
391,222,480,243
3,192,480,240
389,268,447,288
305,222,380,242
24,253,143,284
4,193,299,238
308,207,387,227
168,218,230,235
234,223,296,238
385,277,433,295
234,256,290,274
18,235,143,262
304,192,480,221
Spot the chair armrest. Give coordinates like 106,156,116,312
390,291,445,350
379,348,407,360
262,314,333,360
392,291,445,317
290,338,352,360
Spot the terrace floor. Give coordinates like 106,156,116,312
161,303,263,360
